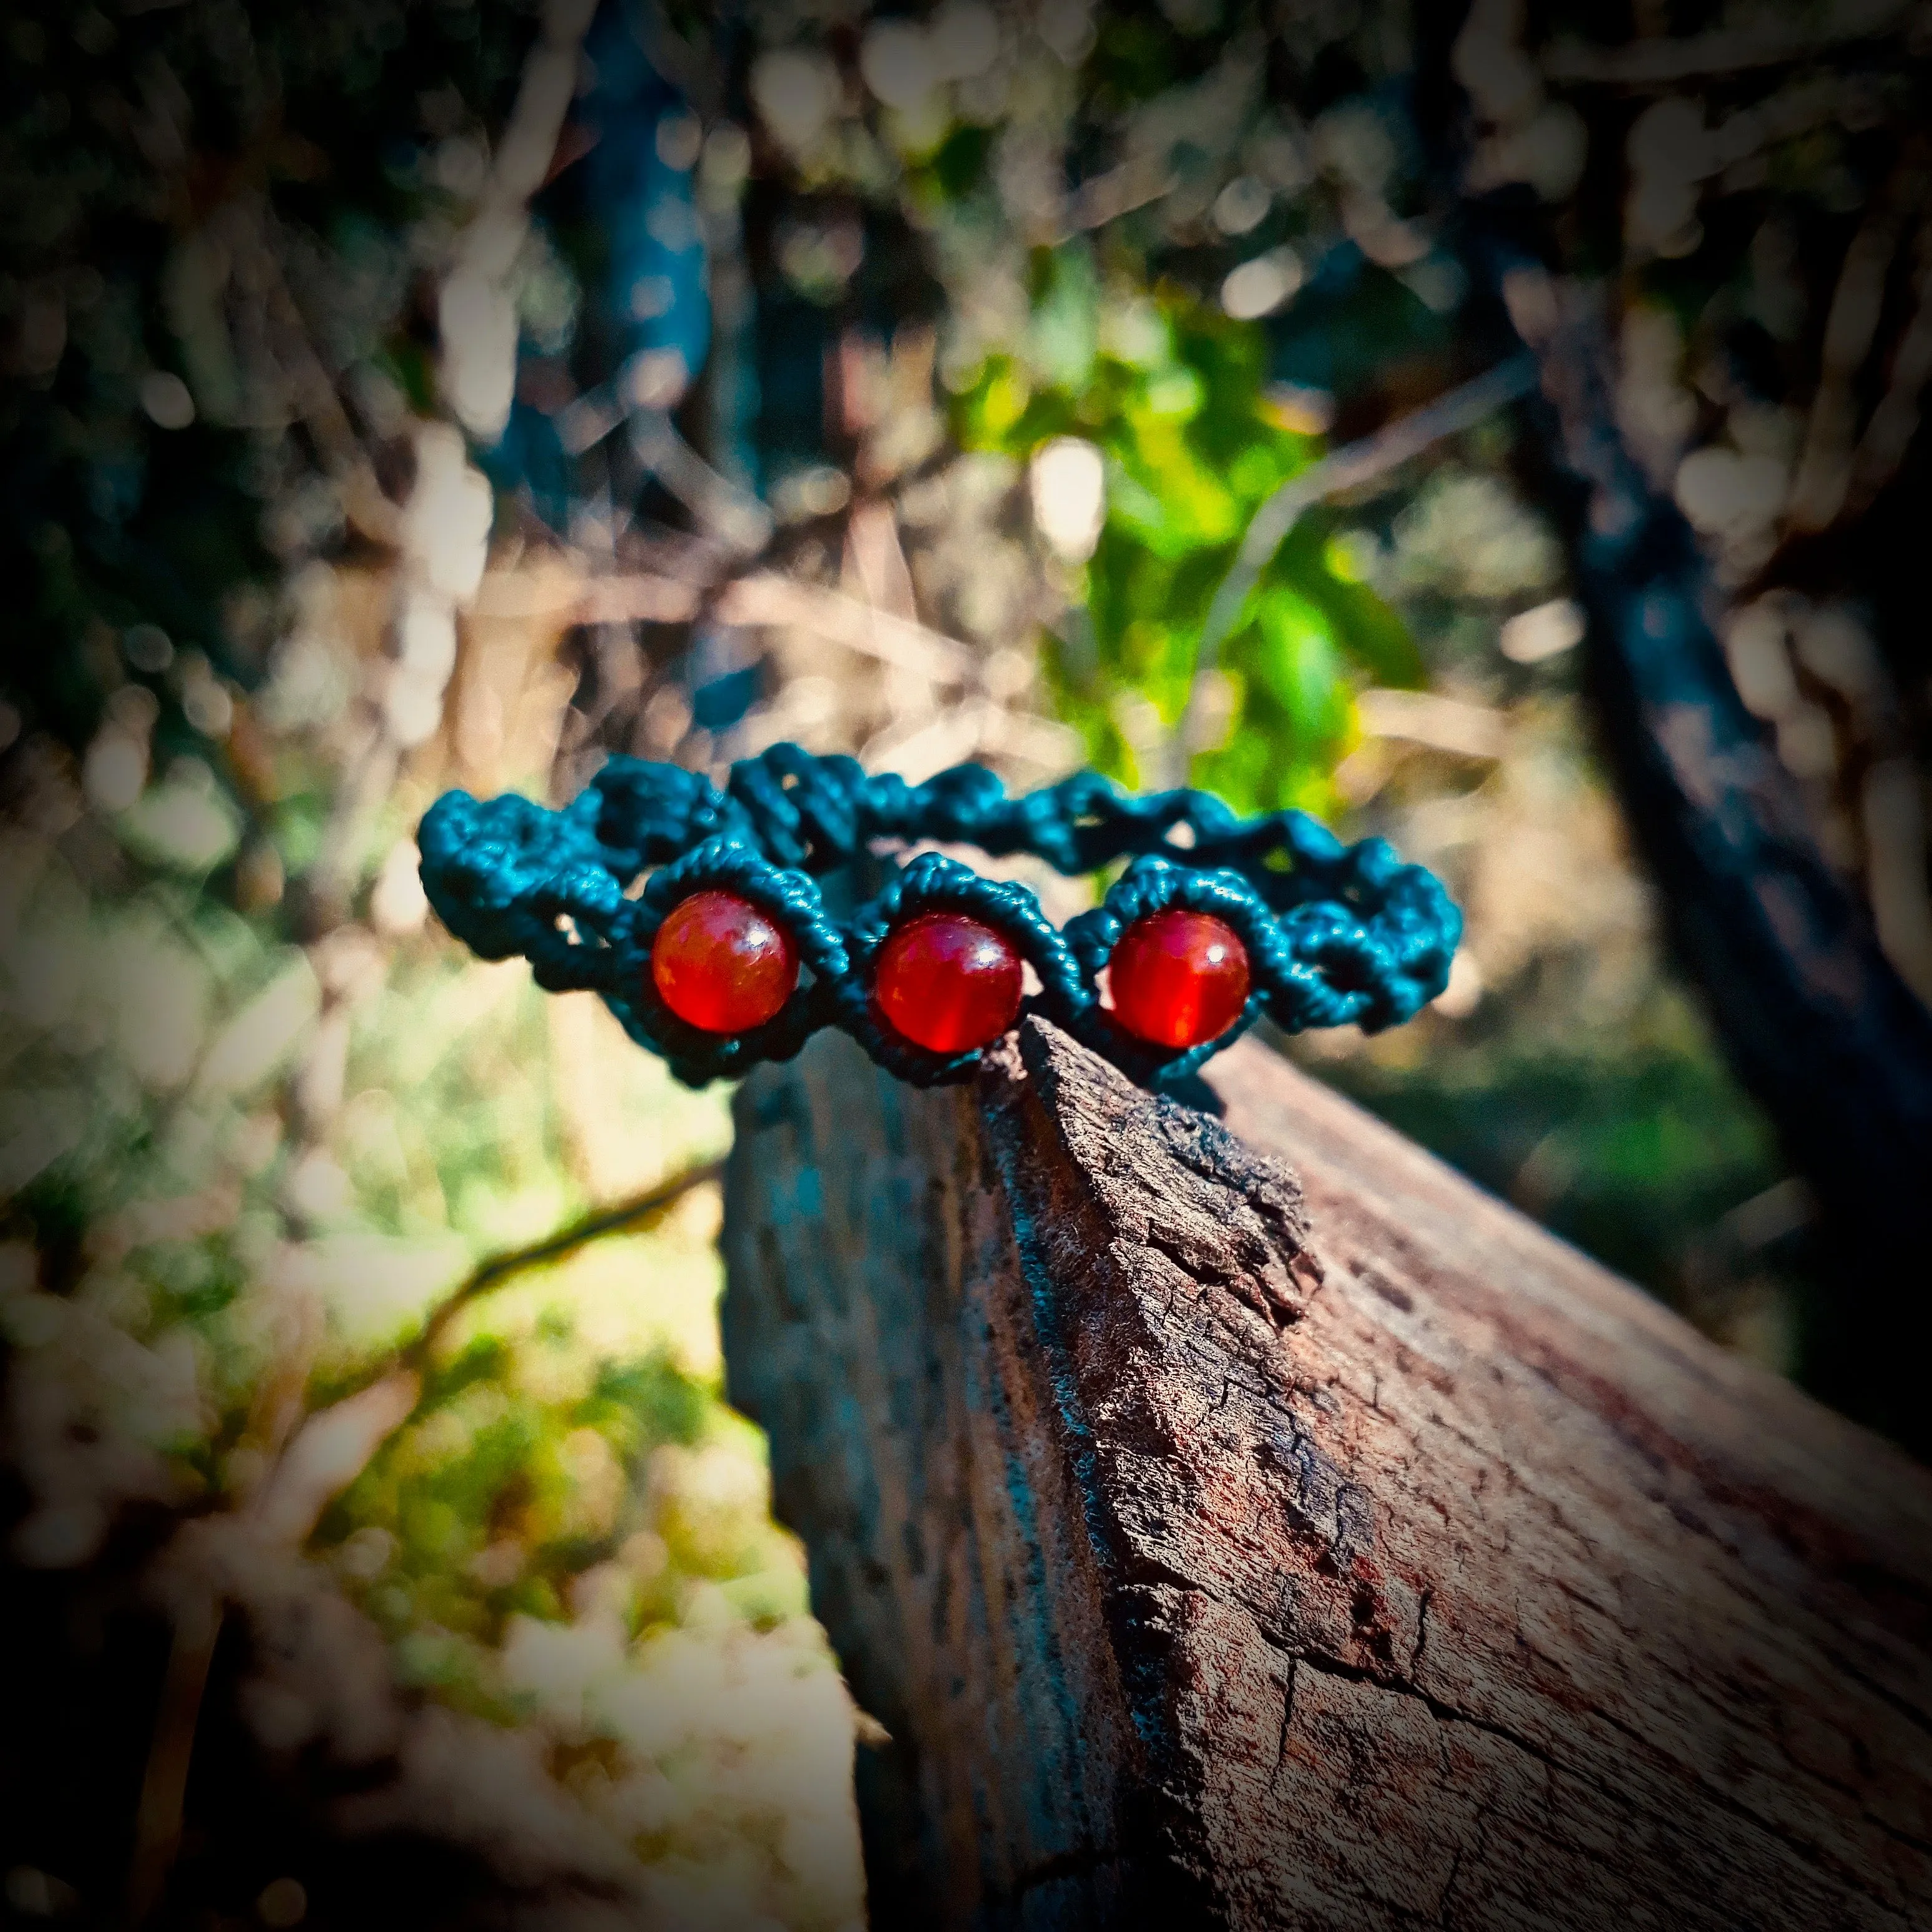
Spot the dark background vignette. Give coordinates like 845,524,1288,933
1,0,1927,1920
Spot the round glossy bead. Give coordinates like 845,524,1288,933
1108,909,1251,1049
650,890,798,1035
876,912,1023,1055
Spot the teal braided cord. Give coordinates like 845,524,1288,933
418,744,1461,1091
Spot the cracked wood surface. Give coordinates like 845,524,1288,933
720,1017,1932,1930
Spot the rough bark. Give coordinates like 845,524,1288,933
721,1016,1932,1932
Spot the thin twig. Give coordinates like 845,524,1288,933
125,1590,222,1926
627,411,776,556
481,567,975,681
721,574,970,680
1167,354,1539,784
404,1158,726,1370
1543,4,1915,85
1848,243,1932,512
1786,200,1907,532
1045,157,1178,243
1356,687,1509,760
451,0,598,284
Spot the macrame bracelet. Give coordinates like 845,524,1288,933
416,743,1461,1094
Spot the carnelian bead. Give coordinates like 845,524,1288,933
876,912,1023,1055
650,890,798,1034
1108,909,1250,1049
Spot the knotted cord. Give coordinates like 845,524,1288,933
417,743,1461,1091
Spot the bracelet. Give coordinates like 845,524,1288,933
416,744,1461,1093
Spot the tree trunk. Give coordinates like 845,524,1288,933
721,1017,1932,1931
1409,0,1932,1447
1512,286,1932,1448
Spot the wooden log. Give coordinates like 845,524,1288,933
720,1017,1932,1930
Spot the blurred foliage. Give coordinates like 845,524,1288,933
0,804,864,1921
952,292,1423,811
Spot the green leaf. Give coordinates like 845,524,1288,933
956,290,1397,812
1194,587,1358,814
1247,589,1350,745
1263,518,1425,689
1319,577,1425,690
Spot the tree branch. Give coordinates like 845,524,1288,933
1506,276,1932,1444
404,1158,726,1372
1543,6,1917,86
125,1590,222,1925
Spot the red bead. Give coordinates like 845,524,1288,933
876,912,1023,1055
650,890,798,1034
1108,909,1250,1049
